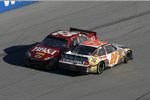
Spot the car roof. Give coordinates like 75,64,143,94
81,40,108,48
48,30,79,39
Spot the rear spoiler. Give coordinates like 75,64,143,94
70,27,97,36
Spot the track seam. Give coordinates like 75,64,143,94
89,10,150,30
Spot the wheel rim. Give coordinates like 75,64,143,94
98,63,104,74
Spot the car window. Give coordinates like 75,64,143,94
71,45,97,55
98,47,106,56
105,45,116,54
73,38,78,45
79,36,87,43
70,38,78,48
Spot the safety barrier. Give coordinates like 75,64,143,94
0,1,36,13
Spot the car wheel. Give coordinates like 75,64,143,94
97,62,105,74
124,51,133,63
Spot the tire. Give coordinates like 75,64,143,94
124,51,133,63
97,62,105,74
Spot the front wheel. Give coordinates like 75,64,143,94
97,62,105,74
124,51,133,63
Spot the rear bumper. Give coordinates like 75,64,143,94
59,61,89,73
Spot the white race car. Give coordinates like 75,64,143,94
59,40,133,74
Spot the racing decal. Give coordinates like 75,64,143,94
99,55,107,60
89,57,99,65
109,52,119,65
36,52,45,56
34,55,42,58
32,47,57,55
82,40,107,47
34,52,45,58
52,31,78,37
89,66,97,73
118,49,124,59
4,1,16,6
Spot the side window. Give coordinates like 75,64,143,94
79,36,87,43
98,47,106,56
105,45,116,54
112,45,117,50
73,38,78,45
70,38,78,48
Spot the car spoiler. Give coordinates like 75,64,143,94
70,27,97,36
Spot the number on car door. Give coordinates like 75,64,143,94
104,44,119,66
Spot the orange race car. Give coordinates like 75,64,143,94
59,40,133,74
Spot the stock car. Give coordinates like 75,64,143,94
25,28,98,69
59,40,133,74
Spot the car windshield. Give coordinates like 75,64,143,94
71,45,97,55
41,37,67,49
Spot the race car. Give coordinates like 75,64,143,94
25,28,98,69
59,40,133,74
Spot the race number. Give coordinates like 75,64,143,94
110,52,118,65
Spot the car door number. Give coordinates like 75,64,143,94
110,52,118,65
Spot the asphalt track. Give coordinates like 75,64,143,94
0,1,150,100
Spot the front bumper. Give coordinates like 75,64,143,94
59,61,89,73
25,57,58,68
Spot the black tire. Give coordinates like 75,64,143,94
97,62,105,74
124,51,133,63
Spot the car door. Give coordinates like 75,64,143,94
104,44,119,66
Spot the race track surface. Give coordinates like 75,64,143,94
0,1,150,100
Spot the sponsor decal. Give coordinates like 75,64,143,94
36,52,45,56
3,1,16,7
34,55,42,59
110,52,118,65
0,1,36,13
32,47,57,55
89,57,99,65
34,52,45,58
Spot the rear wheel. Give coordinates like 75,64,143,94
97,62,105,74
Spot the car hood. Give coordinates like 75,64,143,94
28,44,60,60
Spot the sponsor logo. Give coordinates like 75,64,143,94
3,1,19,7
34,55,42,59
32,47,57,55
89,57,99,65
